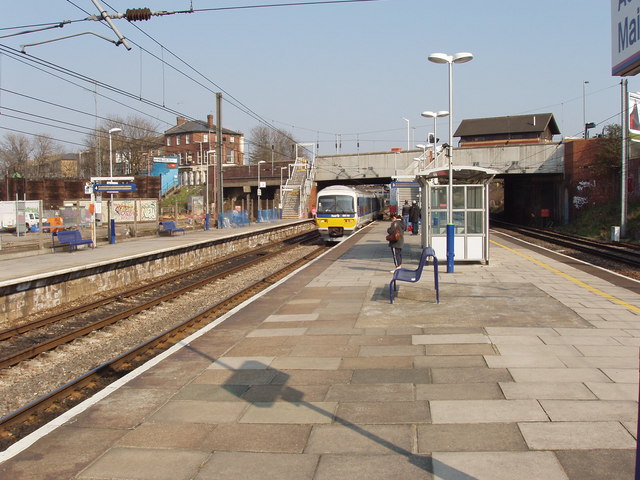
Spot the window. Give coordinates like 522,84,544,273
166,137,171,146
203,134,209,143
186,135,190,145
226,150,234,163
317,195,354,214
230,136,235,143
176,136,181,146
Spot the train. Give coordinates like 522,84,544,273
315,185,384,242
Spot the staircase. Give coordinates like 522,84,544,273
281,162,310,218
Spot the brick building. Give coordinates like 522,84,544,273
164,115,244,186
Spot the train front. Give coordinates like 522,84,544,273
315,189,358,242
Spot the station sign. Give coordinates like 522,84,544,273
93,183,137,193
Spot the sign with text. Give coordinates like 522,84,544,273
612,0,640,76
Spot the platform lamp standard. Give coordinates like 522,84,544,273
206,150,216,230
257,160,266,222
428,52,473,273
108,127,122,244
420,110,449,164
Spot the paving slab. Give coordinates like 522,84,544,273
430,399,549,423
314,454,433,480
519,421,636,450
196,452,319,480
417,423,528,452
305,424,413,454
432,451,570,480
77,447,210,480
555,449,636,480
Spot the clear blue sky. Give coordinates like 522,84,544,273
0,0,630,155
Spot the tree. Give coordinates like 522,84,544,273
592,124,622,177
0,133,32,176
83,114,162,177
248,126,298,165
0,133,61,178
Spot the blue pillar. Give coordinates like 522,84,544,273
446,223,455,273
109,219,116,244
205,213,210,230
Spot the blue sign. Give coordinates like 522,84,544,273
94,183,137,193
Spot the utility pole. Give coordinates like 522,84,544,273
216,93,223,227
621,79,628,238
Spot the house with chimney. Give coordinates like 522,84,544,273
454,113,560,147
164,115,245,186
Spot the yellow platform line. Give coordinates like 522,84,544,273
492,239,640,314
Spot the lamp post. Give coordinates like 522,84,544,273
421,110,449,163
206,150,215,230
428,51,473,273
108,127,121,244
583,80,589,138
257,160,266,222
402,118,410,150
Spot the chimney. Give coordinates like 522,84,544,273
177,116,186,126
207,114,214,129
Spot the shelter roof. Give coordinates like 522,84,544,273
454,113,560,137
165,120,241,136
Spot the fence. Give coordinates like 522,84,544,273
257,208,280,223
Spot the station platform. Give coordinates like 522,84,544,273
1,221,639,479
0,219,308,287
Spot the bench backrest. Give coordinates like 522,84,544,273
57,230,82,244
161,221,177,230
413,247,436,281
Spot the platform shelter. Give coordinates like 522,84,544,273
416,165,497,264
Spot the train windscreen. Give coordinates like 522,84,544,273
317,195,355,214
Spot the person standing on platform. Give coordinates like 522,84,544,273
409,200,421,235
387,213,404,272
401,200,411,231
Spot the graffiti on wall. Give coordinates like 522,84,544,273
108,199,158,222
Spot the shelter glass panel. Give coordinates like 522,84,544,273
431,211,447,234
452,186,465,209
431,187,448,210
467,211,483,234
467,186,483,209
453,211,465,234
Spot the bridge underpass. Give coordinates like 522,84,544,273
315,142,567,225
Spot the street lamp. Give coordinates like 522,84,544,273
108,127,122,179
428,51,473,273
402,117,410,150
107,127,121,244
257,160,266,221
206,150,215,230
583,80,589,138
421,110,449,163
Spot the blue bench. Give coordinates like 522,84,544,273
389,246,439,304
53,230,93,252
158,221,185,236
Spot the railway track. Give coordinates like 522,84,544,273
491,220,640,269
0,231,320,369
0,232,328,448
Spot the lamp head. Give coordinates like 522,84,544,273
436,110,450,117
452,52,473,63
421,111,436,118
428,53,451,64
109,127,122,134
258,160,266,164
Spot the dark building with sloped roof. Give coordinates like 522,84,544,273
164,115,244,187
454,113,560,147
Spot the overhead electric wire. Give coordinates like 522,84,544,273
0,125,87,148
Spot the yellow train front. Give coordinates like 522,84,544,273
315,185,383,242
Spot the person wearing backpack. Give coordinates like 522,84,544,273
409,200,421,235
386,213,405,272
